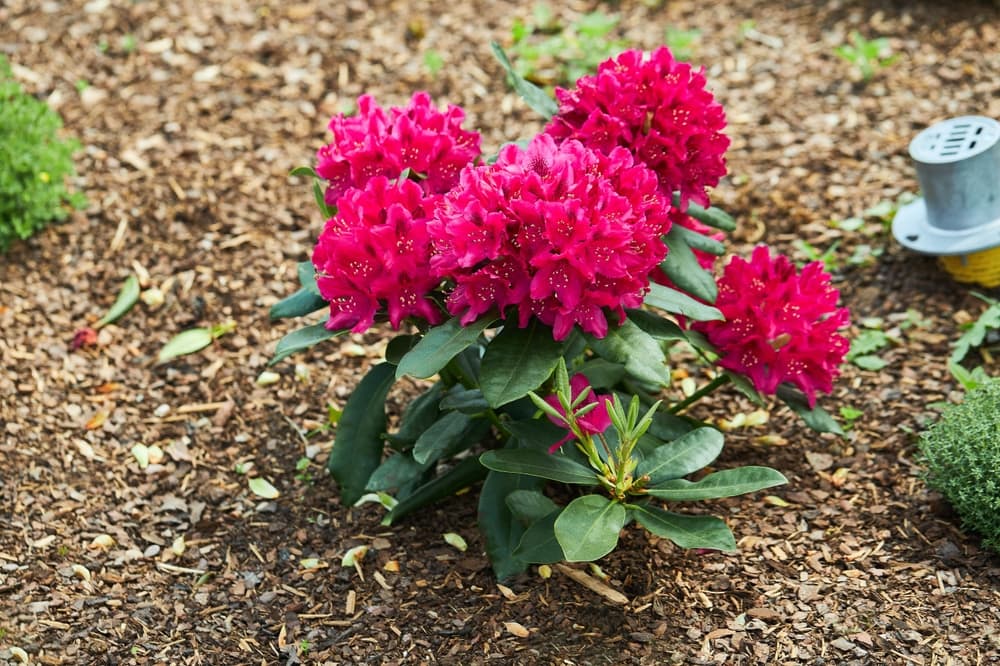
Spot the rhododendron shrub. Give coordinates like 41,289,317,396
268,43,850,579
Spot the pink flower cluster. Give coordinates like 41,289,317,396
692,246,850,406
429,134,671,340
312,177,443,332
544,47,729,210
315,92,481,206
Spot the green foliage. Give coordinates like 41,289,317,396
0,56,86,252
507,5,628,87
664,27,700,62
834,31,898,82
918,379,1000,551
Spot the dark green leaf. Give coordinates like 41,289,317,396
578,358,627,389
269,287,328,320
396,314,496,380
776,384,844,435
386,383,444,449
327,363,395,505
503,419,570,452
365,453,425,492
635,427,724,485
631,504,736,551
269,320,347,366
312,179,334,218
480,320,563,408
625,309,689,341
645,466,787,501
412,411,488,465
647,408,695,441
385,334,420,365
440,387,491,414
682,199,737,232
644,282,722,322
554,495,626,562
660,226,718,303
478,470,541,580
490,41,559,119
479,449,599,485
725,371,765,406
671,224,725,255
514,510,565,564
382,457,487,525
506,489,560,525
96,274,140,328
289,165,319,179
587,319,671,387
297,261,320,295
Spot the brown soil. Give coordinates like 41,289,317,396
3,0,1000,664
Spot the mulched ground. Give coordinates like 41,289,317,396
3,0,1000,664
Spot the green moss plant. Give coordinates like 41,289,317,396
0,55,86,252
918,379,1000,551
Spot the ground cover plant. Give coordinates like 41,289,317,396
270,44,850,578
0,55,85,252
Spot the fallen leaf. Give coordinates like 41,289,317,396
342,545,368,568
248,477,280,499
96,274,140,328
504,621,530,638
443,532,467,552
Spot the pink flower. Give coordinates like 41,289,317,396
545,374,614,452
312,177,444,333
316,92,481,206
692,246,850,406
544,47,729,210
429,134,671,340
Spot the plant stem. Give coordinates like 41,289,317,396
668,374,731,414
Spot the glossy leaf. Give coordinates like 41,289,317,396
624,309,688,341
505,489,559,525
440,386,491,414
480,449,599,485
365,453,425,492
313,179,334,218
682,198,737,232
554,494,626,562
578,358,627,389
514,510,565,564
660,226,718,303
157,328,213,364
395,314,495,380
385,334,420,365
96,274,140,328
269,320,347,366
412,411,488,465
289,165,319,179
480,320,563,408
385,383,444,449
631,504,736,551
587,319,671,387
671,224,725,255
478,469,542,580
297,260,321,295
326,363,396,505
645,466,787,501
490,41,559,119
644,282,722,322
776,384,844,435
635,427,724,485
269,287,328,320
382,457,487,525
503,419,570,452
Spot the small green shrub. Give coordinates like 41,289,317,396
0,55,86,252
918,379,1000,551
